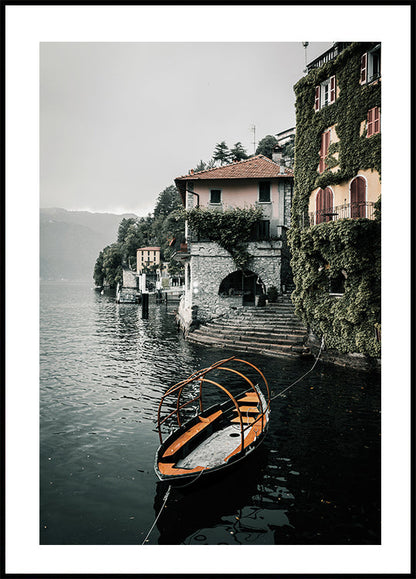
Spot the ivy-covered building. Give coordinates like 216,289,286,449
289,42,381,362
174,155,294,330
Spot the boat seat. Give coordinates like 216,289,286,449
238,392,260,404
231,415,257,424
233,406,259,414
162,410,222,458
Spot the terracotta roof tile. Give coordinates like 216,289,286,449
175,155,293,181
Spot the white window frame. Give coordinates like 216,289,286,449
360,45,381,85
315,75,336,112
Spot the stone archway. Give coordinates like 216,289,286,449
218,270,265,306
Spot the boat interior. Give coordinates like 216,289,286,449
155,357,270,479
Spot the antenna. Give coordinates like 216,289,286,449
302,41,309,74
250,124,256,154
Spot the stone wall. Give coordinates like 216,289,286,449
122,268,138,288
183,241,283,323
307,331,381,371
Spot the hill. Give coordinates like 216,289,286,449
40,208,137,282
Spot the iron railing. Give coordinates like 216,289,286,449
307,201,376,227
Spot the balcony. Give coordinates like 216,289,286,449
306,42,352,73
172,242,190,262
307,201,376,226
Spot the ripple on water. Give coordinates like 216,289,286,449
40,282,381,546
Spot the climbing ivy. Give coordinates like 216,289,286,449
185,205,264,270
289,43,381,358
292,42,381,223
289,219,381,357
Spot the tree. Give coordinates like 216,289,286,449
93,243,123,288
230,142,249,162
117,217,138,243
93,250,105,287
255,135,278,159
194,160,207,172
212,141,231,165
154,185,182,219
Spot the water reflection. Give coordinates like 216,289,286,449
155,445,270,545
40,282,380,546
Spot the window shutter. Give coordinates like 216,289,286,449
319,131,330,173
374,107,380,134
319,135,324,173
367,108,374,137
360,53,367,84
329,75,336,103
351,176,366,218
314,86,320,111
324,130,330,157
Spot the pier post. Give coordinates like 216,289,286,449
142,292,149,319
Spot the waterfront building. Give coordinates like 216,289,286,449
174,154,294,330
289,42,381,360
136,246,161,274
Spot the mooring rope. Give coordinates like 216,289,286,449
142,337,324,543
270,335,325,402
141,484,172,545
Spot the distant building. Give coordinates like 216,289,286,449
174,155,294,330
272,127,295,169
136,246,161,274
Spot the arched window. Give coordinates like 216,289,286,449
350,176,366,218
315,187,334,224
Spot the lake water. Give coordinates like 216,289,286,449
40,281,381,545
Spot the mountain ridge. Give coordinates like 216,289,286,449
40,207,138,282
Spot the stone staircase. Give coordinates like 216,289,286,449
188,295,311,358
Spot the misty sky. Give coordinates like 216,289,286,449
40,41,332,216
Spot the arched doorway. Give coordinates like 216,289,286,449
315,187,334,224
350,176,366,218
219,270,265,306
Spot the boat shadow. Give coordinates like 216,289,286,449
153,443,269,544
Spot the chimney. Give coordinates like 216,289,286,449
272,143,283,164
189,169,194,175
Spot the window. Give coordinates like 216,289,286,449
315,187,334,224
259,181,271,202
255,220,270,240
319,130,330,173
360,45,381,84
367,107,380,137
210,189,221,204
350,176,366,218
329,272,346,295
314,75,336,111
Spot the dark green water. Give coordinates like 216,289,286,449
40,281,380,545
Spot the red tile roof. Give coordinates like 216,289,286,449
137,247,160,251
175,155,293,181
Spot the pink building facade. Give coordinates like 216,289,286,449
174,155,294,330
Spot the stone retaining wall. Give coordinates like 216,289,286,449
307,331,381,371
186,241,283,323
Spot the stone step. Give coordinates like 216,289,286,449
189,330,306,351
225,310,299,318
209,320,306,332
192,328,306,346
203,324,307,338
187,332,310,358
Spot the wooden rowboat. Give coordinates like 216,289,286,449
155,356,270,485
